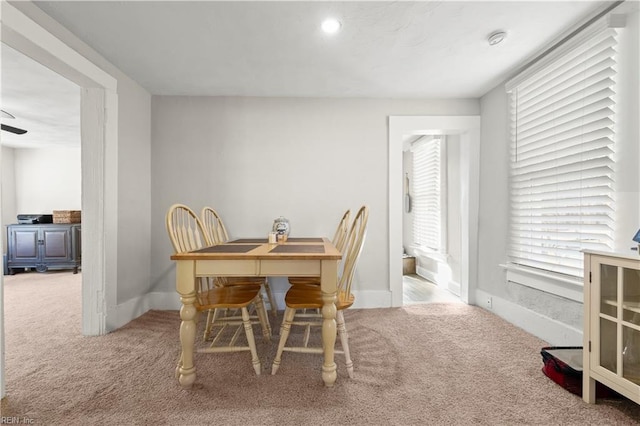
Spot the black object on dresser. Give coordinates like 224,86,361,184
6,223,81,274
17,214,53,224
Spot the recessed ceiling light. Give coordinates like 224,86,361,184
488,31,506,46
321,18,341,34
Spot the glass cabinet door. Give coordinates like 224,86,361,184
622,267,640,385
599,263,618,373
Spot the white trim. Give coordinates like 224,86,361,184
415,250,449,286
351,290,393,309
0,70,4,398
416,265,438,286
108,293,176,330
415,265,461,297
502,264,584,303
475,289,583,346
411,246,448,262
389,115,481,307
80,88,108,334
1,3,116,91
448,280,461,297
103,90,119,331
111,289,392,327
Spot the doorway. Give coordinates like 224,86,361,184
401,132,463,303
388,116,480,307
1,2,118,397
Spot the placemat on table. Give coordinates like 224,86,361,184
228,238,268,243
194,244,260,253
269,245,325,253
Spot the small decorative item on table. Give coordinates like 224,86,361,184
272,216,290,236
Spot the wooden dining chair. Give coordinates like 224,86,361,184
168,204,271,342
166,203,268,376
201,206,278,316
271,205,369,378
287,209,351,288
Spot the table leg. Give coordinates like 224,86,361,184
320,259,339,387
321,291,337,387
178,293,197,388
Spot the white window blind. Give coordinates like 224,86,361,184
507,27,618,278
411,137,442,251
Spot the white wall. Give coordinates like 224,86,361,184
477,10,640,345
1,147,17,252
2,146,81,256
151,96,479,308
115,76,151,304
12,147,81,212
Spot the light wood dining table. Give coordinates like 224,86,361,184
171,237,342,388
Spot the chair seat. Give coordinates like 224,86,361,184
197,285,262,311
284,287,354,311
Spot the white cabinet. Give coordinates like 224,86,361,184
583,250,640,405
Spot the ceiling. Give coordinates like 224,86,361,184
1,45,80,149
1,1,614,148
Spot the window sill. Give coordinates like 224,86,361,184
500,264,584,303
409,246,448,263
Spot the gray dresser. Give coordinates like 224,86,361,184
6,223,81,274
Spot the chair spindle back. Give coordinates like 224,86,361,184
166,204,213,297
338,206,369,297
201,207,230,244
332,209,351,252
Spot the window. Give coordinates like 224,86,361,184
411,136,445,252
506,26,619,278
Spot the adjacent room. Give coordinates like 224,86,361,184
1,1,639,424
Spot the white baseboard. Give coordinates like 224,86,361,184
474,289,582,346
110,288,582,348
416,265,459,296
106,291,180,331
352,290,393,308
107,289,392,330
448,280,461,296
416,265,437,284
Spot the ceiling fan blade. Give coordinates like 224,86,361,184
1,124,28,134
1,110,16,119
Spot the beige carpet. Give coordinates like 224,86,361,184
2,271,639,425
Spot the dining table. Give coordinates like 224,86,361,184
171,237,342,388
